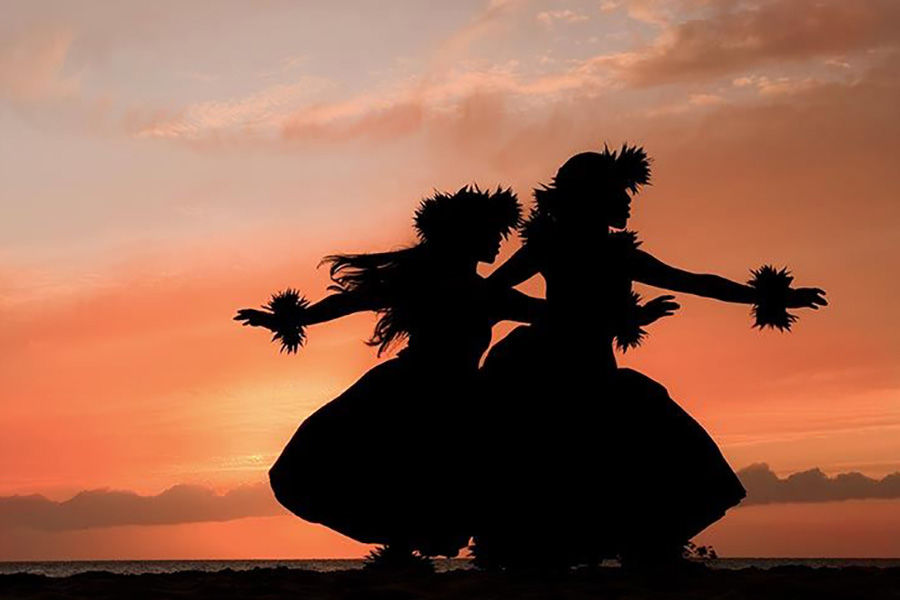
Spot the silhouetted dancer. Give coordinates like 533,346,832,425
235,186,550,561
471,145,827,570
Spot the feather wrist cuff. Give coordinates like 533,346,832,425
615,290,648,352
265,288,310,353
748,265,797,332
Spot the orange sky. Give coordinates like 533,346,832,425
2,0,899,560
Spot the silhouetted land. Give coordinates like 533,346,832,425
3,566,899,599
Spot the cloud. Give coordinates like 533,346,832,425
602,0,900,86
624,0,676,26
738,464,900,505
163,61,602,146
601,2,621,13
6,462,899,532
432,0,529,68
0,24,79,103
0,483,283,531
688,93,724,105
536,10,590,26
131,77,334,141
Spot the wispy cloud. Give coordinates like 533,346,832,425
0,24,79,103
434,0,530,65
131,77,334,141
536,10,590,26
601,0,900,86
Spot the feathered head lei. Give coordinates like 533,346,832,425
553,143,652,196
523,145,651,244
413,185,522,244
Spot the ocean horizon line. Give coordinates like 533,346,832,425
3,557,900,578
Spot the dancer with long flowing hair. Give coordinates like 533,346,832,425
236,186,537,559
472,146,827,569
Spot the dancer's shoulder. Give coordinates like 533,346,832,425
519,208,555,250
610,229,642,254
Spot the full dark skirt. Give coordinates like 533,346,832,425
269,356,475,557
473,325,745,566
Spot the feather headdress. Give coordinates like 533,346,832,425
554,143,652,194
414,185,522,244
522,144,652,242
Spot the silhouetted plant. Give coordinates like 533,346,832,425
364,544,435,574
682,541,718,561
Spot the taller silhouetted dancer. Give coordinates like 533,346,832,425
471,145,827,569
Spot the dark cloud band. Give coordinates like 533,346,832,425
738,464,900,506
0,483,283,531
3,464,900,532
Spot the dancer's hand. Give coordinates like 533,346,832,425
787,287,827,310
640,294,680,325
234,308,276,329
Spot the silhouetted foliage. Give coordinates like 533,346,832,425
683,541,718,561
364,545,435,574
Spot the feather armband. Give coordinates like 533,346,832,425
265,288,310,353
748,265,797,332
615,290,648,352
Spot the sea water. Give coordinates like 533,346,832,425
2,558,899,578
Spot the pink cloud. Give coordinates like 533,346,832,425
603,0,900,86
0,25,79,102
132,78,334,141
536,10,590,26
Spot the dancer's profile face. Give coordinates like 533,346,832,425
558,182,632,230
472,230,503,264
605,188,632,229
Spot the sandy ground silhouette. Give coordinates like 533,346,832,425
3,566,898,600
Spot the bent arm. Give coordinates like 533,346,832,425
487,244,541,289
632,249,756,304
493,286,546,325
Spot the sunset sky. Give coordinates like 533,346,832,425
2,0,899,560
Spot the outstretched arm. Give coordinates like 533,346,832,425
235,289,380,329
632,250,757,304
631,249,826,309
303,291,380,324
235,289,383,354
487,244,541,289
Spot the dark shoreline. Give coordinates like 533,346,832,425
3,564,900,600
